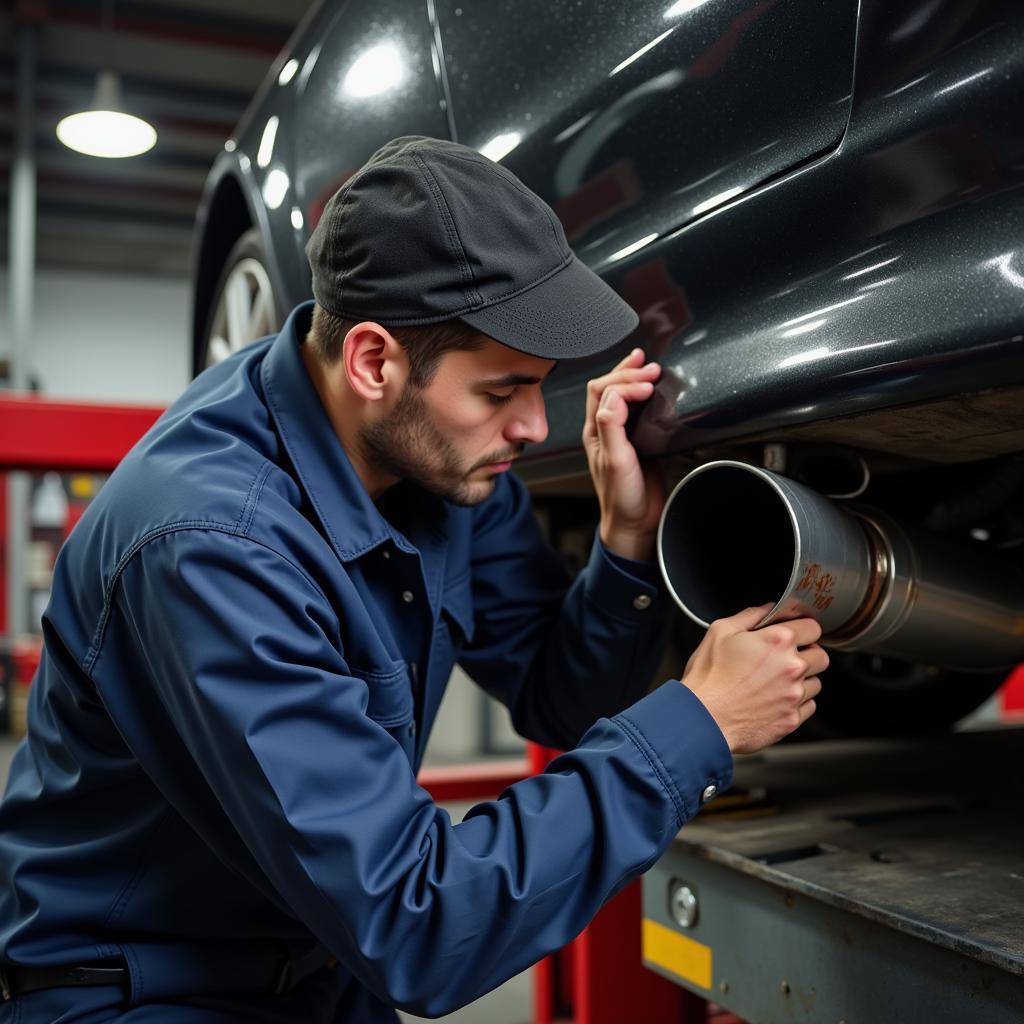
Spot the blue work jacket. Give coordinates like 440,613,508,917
0,303,732,1022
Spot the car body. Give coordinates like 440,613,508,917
190,0,1024,735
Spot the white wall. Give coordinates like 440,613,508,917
0,267,191,405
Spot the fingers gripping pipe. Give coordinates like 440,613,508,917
656,461,1024,671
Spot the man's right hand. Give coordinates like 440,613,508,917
681,605,827,754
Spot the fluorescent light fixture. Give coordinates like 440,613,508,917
343,43,405,98
479,131,522,162
257,116,279,169
262,169,290,210
290,206,304,230
55,71,156,159
610,27,675,76
278,58,300,86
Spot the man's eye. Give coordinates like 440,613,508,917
485,391,515,405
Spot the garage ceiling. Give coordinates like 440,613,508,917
1,0,317,278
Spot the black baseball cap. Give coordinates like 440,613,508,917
305,136,639,360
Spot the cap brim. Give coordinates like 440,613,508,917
459,255,639,360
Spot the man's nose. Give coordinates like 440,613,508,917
505,390,548,446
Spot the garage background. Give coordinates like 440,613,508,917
1,0,320,403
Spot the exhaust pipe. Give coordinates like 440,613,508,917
657,460,1024,671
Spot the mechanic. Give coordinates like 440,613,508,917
0,137,826,1022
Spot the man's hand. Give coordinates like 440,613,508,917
682,605,828,754
583,348,665,561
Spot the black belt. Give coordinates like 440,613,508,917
1,960,128,1001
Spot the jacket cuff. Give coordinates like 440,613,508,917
613,680,733,829
581,534,666,622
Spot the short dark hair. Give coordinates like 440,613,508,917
309,304,485,388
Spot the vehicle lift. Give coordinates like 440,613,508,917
3,393,1023,1024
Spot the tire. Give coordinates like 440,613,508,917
796,651,1008,739
196,228,280,374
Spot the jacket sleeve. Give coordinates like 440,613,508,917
460,472,675,749
105,527,731,1018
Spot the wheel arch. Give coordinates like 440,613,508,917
190,170,258,376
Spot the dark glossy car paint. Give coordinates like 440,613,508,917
191,0,1024,731
193,0,1024,472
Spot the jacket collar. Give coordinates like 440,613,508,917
260,301,444,563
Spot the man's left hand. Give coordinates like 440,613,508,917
582,348,666,561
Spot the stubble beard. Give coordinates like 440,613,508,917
360,385,510,507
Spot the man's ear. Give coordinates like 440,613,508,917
343,322,407,402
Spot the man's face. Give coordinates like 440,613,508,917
361,338,555,506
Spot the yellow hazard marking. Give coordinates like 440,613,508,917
642,918,712,990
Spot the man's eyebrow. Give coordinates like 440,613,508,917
476,364,559,388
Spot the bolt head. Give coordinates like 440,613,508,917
670,882,698,929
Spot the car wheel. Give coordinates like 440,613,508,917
798,651,1008,739
200,228,279,370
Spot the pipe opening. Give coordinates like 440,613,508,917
660,466,796,625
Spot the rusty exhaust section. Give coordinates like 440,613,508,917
656,460,1024,670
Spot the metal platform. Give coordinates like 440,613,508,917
642,726,1024,1023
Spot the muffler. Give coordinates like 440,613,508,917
657,460,1024,670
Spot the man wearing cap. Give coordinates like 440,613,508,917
0,137,825,1021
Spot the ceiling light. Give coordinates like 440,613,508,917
56,71,156,159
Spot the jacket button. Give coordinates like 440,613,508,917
701,784,717,803
401,590,414,603
633,594,652,610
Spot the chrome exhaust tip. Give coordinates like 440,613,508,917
657,460,1024,671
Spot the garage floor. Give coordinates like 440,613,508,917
0,736,530,1023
